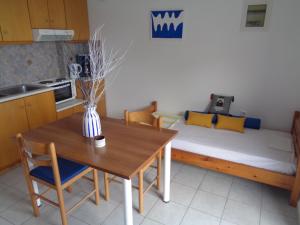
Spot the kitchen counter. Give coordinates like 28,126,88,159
56,98,85,112
0,86,54,103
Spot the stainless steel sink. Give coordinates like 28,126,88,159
0,84,44,96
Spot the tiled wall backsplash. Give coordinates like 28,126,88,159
0,42,88,88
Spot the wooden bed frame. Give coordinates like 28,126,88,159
171,111,300,207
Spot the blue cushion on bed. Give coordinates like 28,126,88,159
244,117,261,129
30,158,88,185
185,111,261,129
228,114,261,129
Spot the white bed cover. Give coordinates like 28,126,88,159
172,120,296,175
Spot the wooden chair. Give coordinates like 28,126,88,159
16,133,100,225
104,101,162,214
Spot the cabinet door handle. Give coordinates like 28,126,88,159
0,25,3,40
19,106,25,109
77,31,80,40
26,103,32,107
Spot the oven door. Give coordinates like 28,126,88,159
52,82,74,104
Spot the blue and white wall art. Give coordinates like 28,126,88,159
151,10,184,39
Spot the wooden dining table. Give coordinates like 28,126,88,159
23,113,177,225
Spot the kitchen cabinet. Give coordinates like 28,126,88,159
73,104,85,113
56,103,85,120
64,0,90,41
0,91,56,171
0,0,32,43
47,0,66,29
27,0,49,29
57,107,74,120
24,91,57,129
28,0,66,29
0,99,29,170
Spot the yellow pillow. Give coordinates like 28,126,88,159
186,112,213,128
215,114,245,133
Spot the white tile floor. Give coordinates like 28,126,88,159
0,161,299,225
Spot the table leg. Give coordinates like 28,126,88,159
123,178,133,225
163,141,172,202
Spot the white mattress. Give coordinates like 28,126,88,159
172,120,296,175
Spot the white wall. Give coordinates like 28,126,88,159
88,0,300,131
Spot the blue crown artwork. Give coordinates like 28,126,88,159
151,10,184,39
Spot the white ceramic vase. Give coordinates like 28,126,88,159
82,106,101,138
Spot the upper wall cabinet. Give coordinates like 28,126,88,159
28,0,66,29
0,0,32,43
64,0,90,41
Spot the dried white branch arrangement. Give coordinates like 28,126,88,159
77,25,130,108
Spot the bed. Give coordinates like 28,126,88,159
171,111,300,206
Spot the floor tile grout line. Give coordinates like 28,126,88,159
172,163,184,178
142,184,177,224
195,187,229,199
171,180,198,191
69,215,91,225
20,199,53,225
143,195,159,218
0,215,15,225
196,170,208,191
0,191,29,216
2,162,298,225
172,169,207,191
178,168,209,225
92,169,161,224
98,201,123,225
261,185,299,220
222,197,262,208
140,217,164,225
143,162,188,225
219,176,234,223
198,172,233,196
188,205,225,221
20,215,35,225
258,187,264,225
188,206,223,220
143,216,166,225
0,194,45,225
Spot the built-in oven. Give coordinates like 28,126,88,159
52,80,76,104
37,78,77,104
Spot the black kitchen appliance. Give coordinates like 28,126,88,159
76,54,91,77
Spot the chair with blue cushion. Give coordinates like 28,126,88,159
16,133,100,225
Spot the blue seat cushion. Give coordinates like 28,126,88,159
30,158,88,185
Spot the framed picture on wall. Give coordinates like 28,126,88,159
241,0,272,31
151,10,184,39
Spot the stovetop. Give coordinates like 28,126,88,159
36,77,71,86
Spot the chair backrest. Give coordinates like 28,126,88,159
141,101,157,113
124,101,162,128
16,133,62,186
